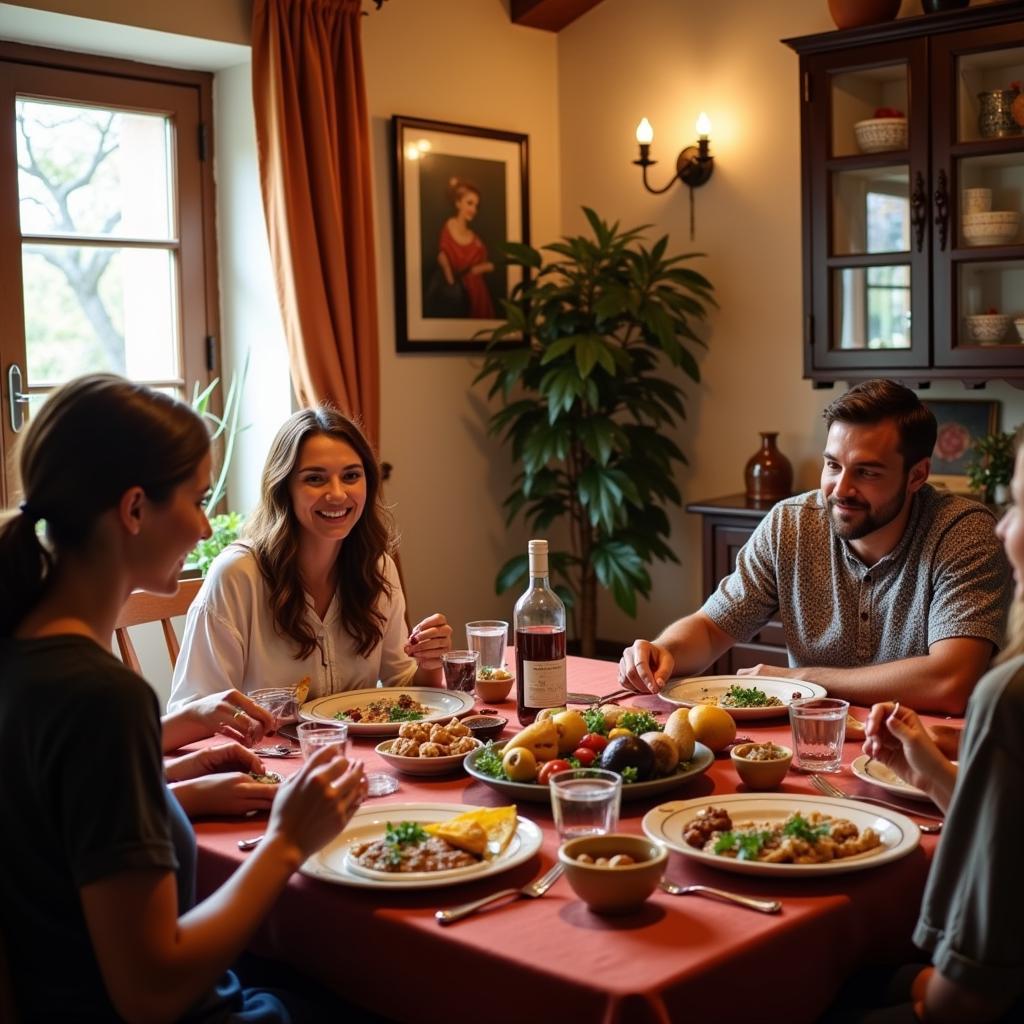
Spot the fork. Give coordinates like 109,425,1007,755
253,744,297,758
659,879,781,914
809,774,943,832
435,863,563,924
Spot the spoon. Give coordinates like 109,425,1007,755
659,879,781,914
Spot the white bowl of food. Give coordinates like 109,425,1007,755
854,117,907,154
962,210,1020,247
376,733,481,776
964,314,1011,344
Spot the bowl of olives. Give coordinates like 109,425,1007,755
558,834,667,914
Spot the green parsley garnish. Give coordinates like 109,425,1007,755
333,711,351,721
473,741,508,780
719,685,782,708
782,813,831,844
384,821,429,864
387,706,424,722
582,706,608,736
714,829,772,860
617,710,662,735
620,766,639,784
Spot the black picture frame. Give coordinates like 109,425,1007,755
391,115,529,353
922,398,1000,493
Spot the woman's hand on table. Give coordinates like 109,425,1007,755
166,741,278,818
405,612,452,672
268,750,365,862
162,689,275,752
863,702,958,811
619,639,674,694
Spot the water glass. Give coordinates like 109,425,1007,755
250,687,299,733
549,768,622,841
789,697,850,773
442,650,479,692
296,720,349,760
466,620,509,669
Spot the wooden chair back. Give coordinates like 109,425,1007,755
113,577,203,673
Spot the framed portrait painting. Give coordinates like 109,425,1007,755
922,398,1000,493
391,115,529,353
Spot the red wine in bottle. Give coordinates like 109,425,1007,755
514,540,567,724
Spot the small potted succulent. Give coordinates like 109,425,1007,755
966,430,1016,506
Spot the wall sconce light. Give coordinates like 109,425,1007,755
633,113,714,239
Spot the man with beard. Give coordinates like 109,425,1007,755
619,380,1011,714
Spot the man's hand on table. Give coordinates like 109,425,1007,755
736,664,804,680
619,640,674,694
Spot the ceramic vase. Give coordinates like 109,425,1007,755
827,0,901,30
744,433,793,504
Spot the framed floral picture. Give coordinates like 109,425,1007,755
391,115,529,353
922,398,1000,494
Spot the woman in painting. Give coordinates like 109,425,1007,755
0,374,364,1022
168,404,451,709
846,432,1024,1021
436,176,496,319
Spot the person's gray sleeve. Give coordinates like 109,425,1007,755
701,510,781,642
927,511,1011,649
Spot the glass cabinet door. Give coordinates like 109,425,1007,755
931,26,1024,367
806,39,930,371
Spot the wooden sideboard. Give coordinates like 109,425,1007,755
685,494,790,676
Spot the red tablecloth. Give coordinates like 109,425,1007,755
191,658,944,1024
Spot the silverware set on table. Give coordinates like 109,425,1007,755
809,774,944,833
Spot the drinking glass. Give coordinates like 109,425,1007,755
442,650,479,692
249,687,299,733
549,768,622,841
789,697,850,773
296,721,349,760
465,620,509,670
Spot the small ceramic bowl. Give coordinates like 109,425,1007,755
559,834,668,914
962,210,1020,246
461,714,509,742
961,187,992,214
964,314,1011,343
731,742,793,790
475,673,514,703
375,736,482,776
853,117,907,154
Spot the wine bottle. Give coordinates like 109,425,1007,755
514,539,567,725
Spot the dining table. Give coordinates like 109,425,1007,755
189,657,950,1024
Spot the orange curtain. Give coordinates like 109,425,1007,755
251,0,380,445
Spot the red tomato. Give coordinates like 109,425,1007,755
572,747,597,766
580,733,609,753
537,759,572,785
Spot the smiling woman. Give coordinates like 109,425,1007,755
167,405,452,710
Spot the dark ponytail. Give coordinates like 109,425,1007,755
0,374,209,636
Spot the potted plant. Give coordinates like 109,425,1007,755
475,208,715,657
966,429,1015,505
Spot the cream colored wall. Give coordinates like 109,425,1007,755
558,0,1024,647
7,0,249,43
361,0,561,635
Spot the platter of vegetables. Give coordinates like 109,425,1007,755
463,704,713,802
658,676,827,721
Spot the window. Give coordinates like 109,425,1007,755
0,44,220,503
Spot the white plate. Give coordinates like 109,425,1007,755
376,736,482,775
299,687,476,737
849,755,937,803
658,675,828,720
463,742,715,803
300,802,543,889
642,793,919,877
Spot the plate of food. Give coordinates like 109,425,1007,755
658,676,827,720
376,717,482,776
299,687,475,737
849,755,939,803
300,802,542,890
642,793,919,877
463,740,715,803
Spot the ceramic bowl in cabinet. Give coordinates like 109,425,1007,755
853,117,907,154
964,314,1011,344
961,210,1020,247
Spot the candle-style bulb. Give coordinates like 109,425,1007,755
695,111,711,139
635,117,654,145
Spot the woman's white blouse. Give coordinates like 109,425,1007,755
166,545,417,711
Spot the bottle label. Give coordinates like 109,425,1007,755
522,658,566,708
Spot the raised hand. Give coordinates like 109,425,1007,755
619,639,674,694
404,612,452,670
